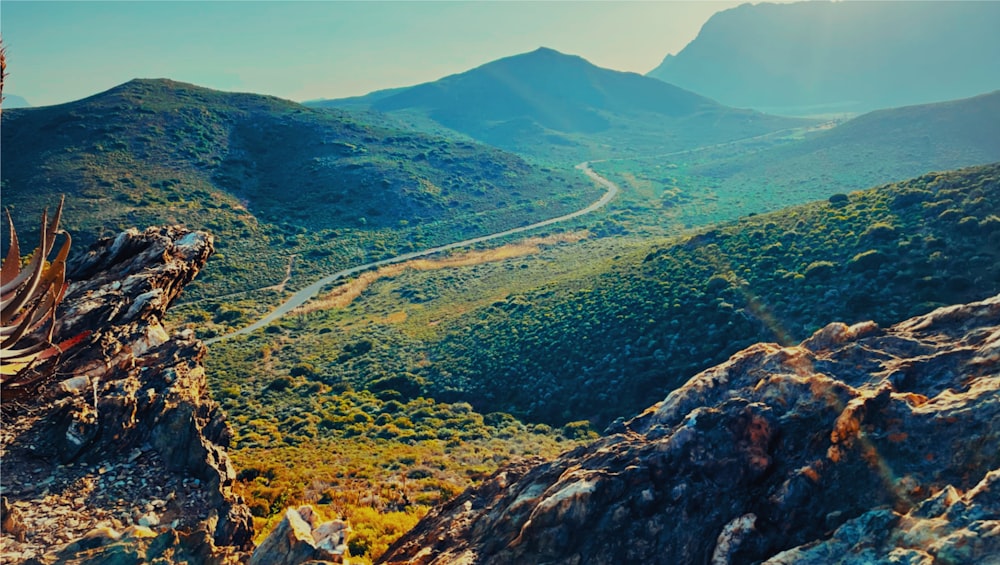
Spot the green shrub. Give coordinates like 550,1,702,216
848,250,887,272
804,261,836,280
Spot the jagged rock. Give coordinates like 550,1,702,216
379,295,1000,565
1,226,252,562
766,468,1000,564
36,524,241,565
249,506,348,565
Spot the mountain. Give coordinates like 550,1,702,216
667,90,1000,217
211,162,1000,430
312,47,809,161
416,164,1000,426
0,78,600,301
648,1,1000,115
380,293,1000,564
1,94,30,108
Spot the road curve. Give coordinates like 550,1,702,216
205,162,618,345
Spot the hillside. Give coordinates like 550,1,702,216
647,1,1000,115
590,91,1000,230
207,164,1000,432
312,47,809,161
381,294,1000,564
424,164,1000,426
0,78,601,303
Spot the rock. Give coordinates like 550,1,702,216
2,226,253,561
767,469,1000,564
58,376,91,396
249,506,347,565
136,512,159,528
379,294,1000,565
1,497,26,542
60,526,122,553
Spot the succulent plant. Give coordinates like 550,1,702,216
1,197,87,398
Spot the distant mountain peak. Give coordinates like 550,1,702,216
648,0,1000,114
1,93,32,109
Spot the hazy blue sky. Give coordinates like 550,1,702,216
2,1,746,107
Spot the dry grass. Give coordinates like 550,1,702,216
293,231,588,315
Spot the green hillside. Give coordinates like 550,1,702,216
589,91,1000,235
208,164,1000,432
0,79,601,303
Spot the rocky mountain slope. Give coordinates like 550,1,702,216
647,1,1000,115
0,225,254,562
380,294,1000,564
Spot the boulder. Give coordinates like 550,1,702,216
249,506,348,565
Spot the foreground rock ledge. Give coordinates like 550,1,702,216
380,295,1000,565
1,226,252,564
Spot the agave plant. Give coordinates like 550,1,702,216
1,197,87,397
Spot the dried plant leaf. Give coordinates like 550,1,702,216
0,197,83,397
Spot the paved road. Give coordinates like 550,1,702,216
205,162,619,345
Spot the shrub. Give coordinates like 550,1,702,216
560,420,597,441
848,250,887,272
828,193,849,207
290,363,317,378
804,261,836,280
369,373,426,400
860,222,897,242
266,376,294,392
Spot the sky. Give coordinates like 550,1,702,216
1,1,745,107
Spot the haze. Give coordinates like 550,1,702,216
2,0,745,107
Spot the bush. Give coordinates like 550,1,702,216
290,363,317,378
560,420,597,441
266,376,294,392
804,261,836,280
848,250,887,272
828,193,849,207
860,222,897,242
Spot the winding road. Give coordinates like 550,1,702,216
205,162,619,345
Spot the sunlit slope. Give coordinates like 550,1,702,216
1,78,600,299
398,165,1000,426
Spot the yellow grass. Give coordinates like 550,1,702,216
293,231,588,315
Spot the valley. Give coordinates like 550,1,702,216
3,3,1000,563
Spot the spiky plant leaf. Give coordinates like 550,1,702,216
0,196,85,397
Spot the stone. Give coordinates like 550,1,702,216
1,497,26,542
137,513,160,528
58,376,91,396
250,506,345,565
2,226,253,562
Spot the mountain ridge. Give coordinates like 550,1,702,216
312,47,809,161
0,77,600,303
647,1,1000,115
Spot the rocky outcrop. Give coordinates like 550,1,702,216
379,295,1000,565
0,226,253,564
248,506,348,565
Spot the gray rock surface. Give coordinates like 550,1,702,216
1,226,252,563
248,506,348,565
380,295,1000,564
